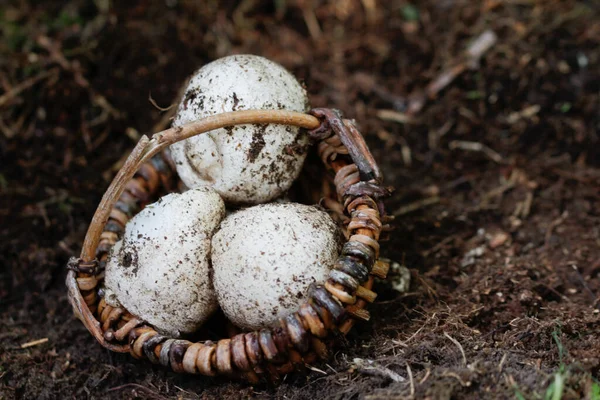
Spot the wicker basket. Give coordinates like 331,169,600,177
66,107,392,383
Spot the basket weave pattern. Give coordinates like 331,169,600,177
66,108,391,383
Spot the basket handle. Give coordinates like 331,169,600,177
81,110,320,262
67,110,320,352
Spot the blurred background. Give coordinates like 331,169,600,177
1,1,599,398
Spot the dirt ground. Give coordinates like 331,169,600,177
1,1,600,399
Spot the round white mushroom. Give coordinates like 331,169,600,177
170,54,311,204
103,187,225,337
211,203,343,330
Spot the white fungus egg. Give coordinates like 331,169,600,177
103,187,225,336
211,203,343,330
170,54,311,204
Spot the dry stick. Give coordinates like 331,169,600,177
0,68,59,107
20,338,49,349
393,195,440,217
544,210,568,249
443,331,467,366
151,79,187,133
352,358,405,382
376,109,414,124
448,140,504,164
148,92,175,112
406,362,415,397
407,30,498,115
571,264,597,302
302,5,322,40
497,352,508,374
361,0,377,24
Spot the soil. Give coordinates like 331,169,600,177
1,1,599,399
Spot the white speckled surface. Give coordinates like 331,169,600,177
170,54,310,204
211,203,342,330
104,187,225,336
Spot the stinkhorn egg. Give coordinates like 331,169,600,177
211,203,343,330
103,187,225,337
170,54,311,204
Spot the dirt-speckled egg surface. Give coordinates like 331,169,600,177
211,203,343,330
103,187,225,337
170,54,311,204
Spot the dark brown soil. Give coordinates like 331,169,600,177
1,1,600,399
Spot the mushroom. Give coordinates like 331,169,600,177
211,203,343,330
170,54,311,204
103,187,225,337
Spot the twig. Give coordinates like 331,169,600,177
302,4,322,40
393,196,440,216
465,30,499,65
361,0,377,24
353,72,408,111
376,109,414,124
571,264,597,302
325,363,338,374
407,30,497,115
37,35,120,119
544,211,568,249
429,119,454,150
398,136,412,167
305,364,328,375
352,358,405,382
506,104,541,124
419,368,431,384
449,140,504,163
520,191,534,218
442,371,472,387
0,69,59,107
498,352,508,374
391,323,426,348
421,235,456,257
20,338,49,349
444,332,467,366
480,173,519,206
37,36,89,87
406,363,415,397
148,92,175,112
152,79,188,133
232,0,257,28
0,111,30,139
